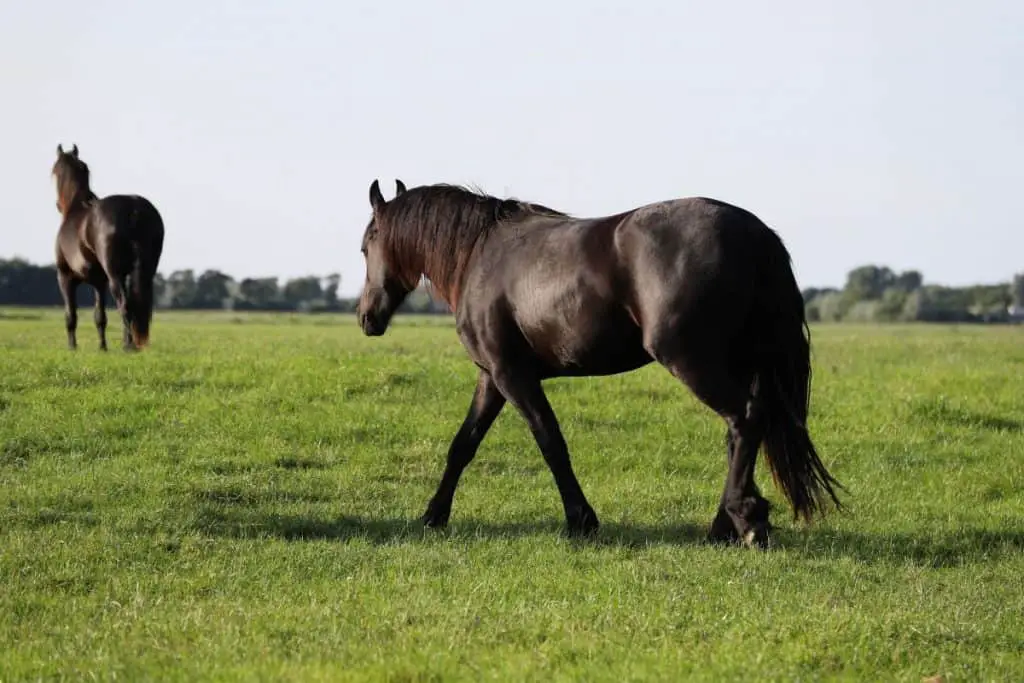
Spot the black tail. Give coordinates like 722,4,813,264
757,235,843,522
126,241,153,348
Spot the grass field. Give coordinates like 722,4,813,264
1,308,1023,681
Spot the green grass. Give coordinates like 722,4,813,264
1,309,1023,681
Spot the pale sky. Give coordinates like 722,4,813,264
2,1,1021,296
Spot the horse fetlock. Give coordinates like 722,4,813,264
742,522,772,550
726,494,771,525
420,502,451,528
565,503,599,536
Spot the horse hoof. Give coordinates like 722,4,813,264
707,508,740,545
420,507,450,529
566,507,600,537
742,523,772,550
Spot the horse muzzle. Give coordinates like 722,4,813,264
359,310,386,337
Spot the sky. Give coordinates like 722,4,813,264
1,0,1021,296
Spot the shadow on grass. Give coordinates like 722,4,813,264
909,398,1024,433
189,506,707,548
189,505,1024,566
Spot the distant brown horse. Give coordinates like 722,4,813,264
356,180,842,547
52,144,164,351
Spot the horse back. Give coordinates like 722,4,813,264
461,210,650,376
92,195,164,242
459,197,780,375
58,195,164,281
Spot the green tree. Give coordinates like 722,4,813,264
894,270,923,292
876,287,908,321
194,270,235,309
323,274,341,310
844,265,896,301
1011,273,1024,309
282,276,323,311
166,270,198,309
238,277,281,310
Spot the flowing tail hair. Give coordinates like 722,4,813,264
126,241,154,348
757,234,844,522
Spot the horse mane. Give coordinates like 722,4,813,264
51,152,97,217
376,183,568,308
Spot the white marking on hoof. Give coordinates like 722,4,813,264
742,527,771,550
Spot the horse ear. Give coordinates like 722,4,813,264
369,179,385,211
71,144,79,159
57,144,64,156
395,179,407,196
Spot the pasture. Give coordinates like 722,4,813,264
1,309,1022,681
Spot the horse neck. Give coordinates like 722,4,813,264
415,214,495,310
61,186,97,218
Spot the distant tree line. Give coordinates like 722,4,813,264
2,257,1022,322
0,258,449,314
803,265,1024,323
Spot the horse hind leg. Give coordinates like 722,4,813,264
107,277,136,352
711,379,771,548
647,331,771,548
93,286,108,351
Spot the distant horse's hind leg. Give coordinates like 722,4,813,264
58,270,79,351
491,368,599,536
108,278,136,351
422,371,507,528
93,286,108,351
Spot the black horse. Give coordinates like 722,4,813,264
356,179,842,546
52,144,164,351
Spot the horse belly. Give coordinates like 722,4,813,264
561,310,650,376
519,291,650,377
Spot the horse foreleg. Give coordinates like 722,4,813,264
93,286,108,351
421,370,506,528
58,271,79,351
491,369,599,536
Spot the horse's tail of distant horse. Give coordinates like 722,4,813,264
755,229,843,522
124,203,164,348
